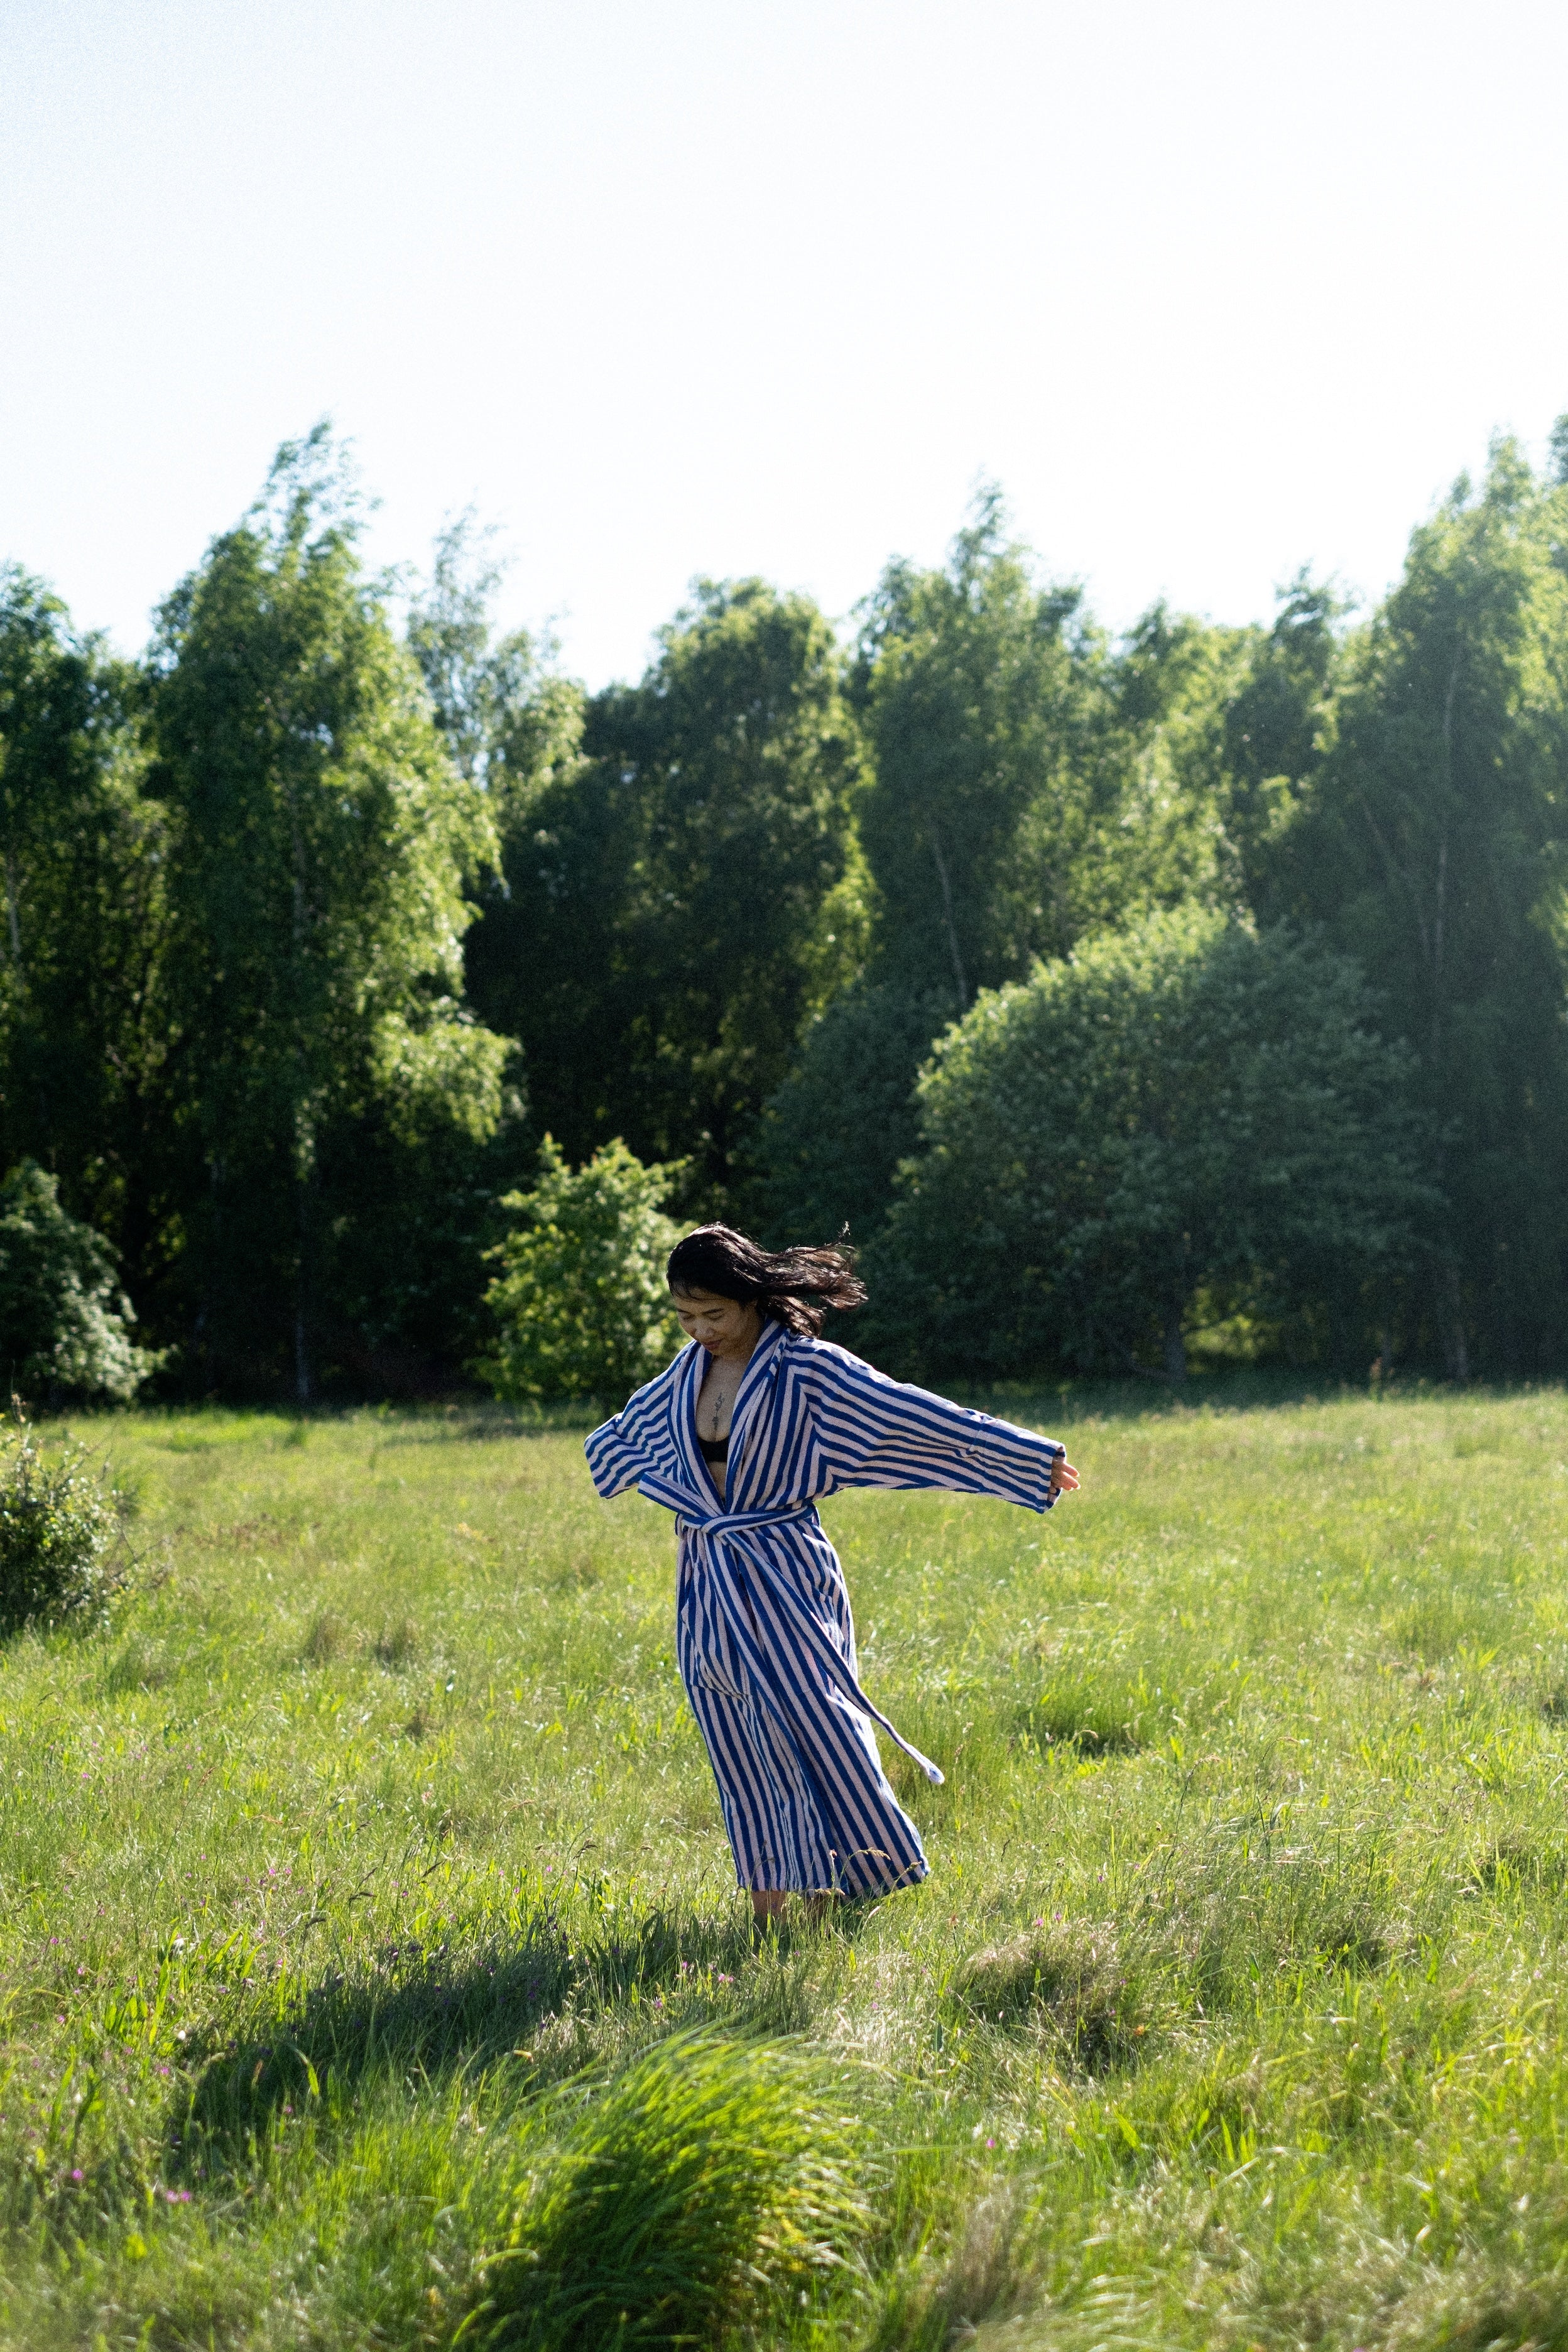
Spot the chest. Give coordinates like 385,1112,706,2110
695,1352,744,1437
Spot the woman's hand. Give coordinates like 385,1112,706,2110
1050,1452,1080,1497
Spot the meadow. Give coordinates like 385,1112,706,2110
0,1385,1565,2349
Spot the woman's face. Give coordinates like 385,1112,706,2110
670,1285,761,1358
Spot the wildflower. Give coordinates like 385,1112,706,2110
70,2168,83,2182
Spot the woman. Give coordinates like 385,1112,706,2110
585,1226,1079,1924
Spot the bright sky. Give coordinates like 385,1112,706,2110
4,0,1566,688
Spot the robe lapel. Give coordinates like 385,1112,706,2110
673,1342,714,1497
722,1319,785,1506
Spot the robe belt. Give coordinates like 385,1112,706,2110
675,1500,818,1538
659,1484,945,1788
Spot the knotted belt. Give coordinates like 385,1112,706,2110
638,1472,945,1787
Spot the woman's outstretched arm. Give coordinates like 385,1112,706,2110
807,1343,1079,1511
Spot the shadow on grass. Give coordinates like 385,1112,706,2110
1017,1685,1153,1755
171,1902,844,2174
952,1822,1403,2083
1467,1836,1568,1897
954,1921,1158,2074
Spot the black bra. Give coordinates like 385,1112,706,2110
699,1432,729,1464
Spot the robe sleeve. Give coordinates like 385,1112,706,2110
584,1410,645,1500
810,1346,1065,1512
582,1353,685,1501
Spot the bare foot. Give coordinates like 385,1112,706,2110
750,1890,832,1929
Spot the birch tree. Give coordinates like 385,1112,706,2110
151,427,509,1398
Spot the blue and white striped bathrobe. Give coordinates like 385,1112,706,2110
585,1319,1065,1896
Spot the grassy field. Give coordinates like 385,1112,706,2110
0,1384,1566,2348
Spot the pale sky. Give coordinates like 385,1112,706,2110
3,0,1565,688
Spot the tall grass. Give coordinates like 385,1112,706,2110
464,2030,870,2348
0,1388,1564,2346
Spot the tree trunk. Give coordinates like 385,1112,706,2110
294,1162,312,1408
1163,1302,1187,1385
3,852,21,964
287,770,313,1409
1373,1322,1391,1395
929,827,969,1012
1437,1258,1468,1384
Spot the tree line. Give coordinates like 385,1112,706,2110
3,417,1567,1398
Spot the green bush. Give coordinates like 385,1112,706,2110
474,1138,683,1404
0,1161,161,1402
865,907,1435,1380
0,1403,131,1633
470,2030,870,2348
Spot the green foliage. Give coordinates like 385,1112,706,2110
0,1402,128,1631
866,907,1431,1380
472,2032,869,2347
0,566,172,1280
0,1160,160,1402
751,979,956,1246
1548,408,1568,487
852,491,1230,1008
469,578,866,1197
476,1138,682,1403
406,509,582,823
1217,568,1346,915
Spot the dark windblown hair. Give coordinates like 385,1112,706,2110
666,1225,866,1337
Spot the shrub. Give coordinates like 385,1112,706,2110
0,1161,161,1402
470,2030,870,2348
474,1138,683,1405
0,1403,131,1633
864,908,1435,1380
